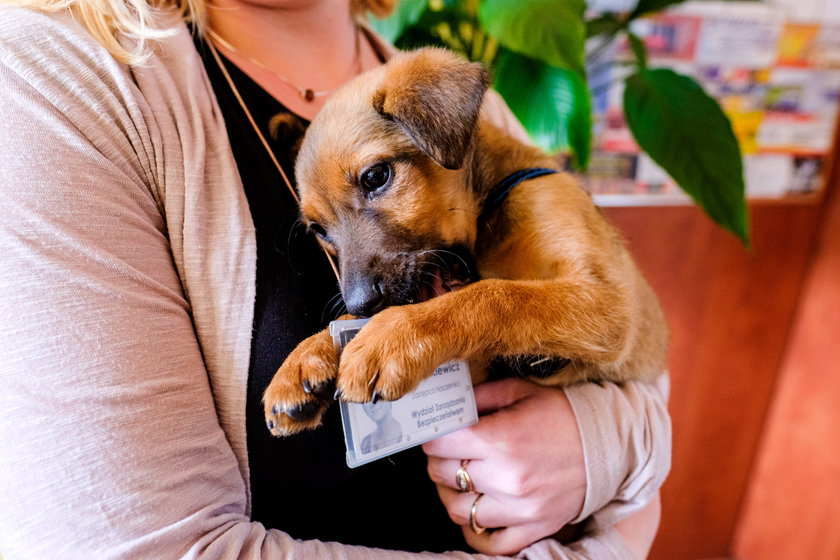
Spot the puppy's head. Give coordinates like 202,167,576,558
295,48,490,316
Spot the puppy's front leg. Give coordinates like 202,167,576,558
336,277,634,402
263,326,339,436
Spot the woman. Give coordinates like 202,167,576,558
0,0,671,558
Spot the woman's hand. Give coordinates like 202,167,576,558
422,377,587,556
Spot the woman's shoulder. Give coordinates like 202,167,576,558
0,4,217,164
0,5,195,97
0,4,60,35
0,6,112,69
0,7,131,150
0,5,136,119
0,4,230,228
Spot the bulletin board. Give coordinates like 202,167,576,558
584,1,840,205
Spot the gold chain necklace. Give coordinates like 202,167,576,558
206,38,341,281
206,27,361,103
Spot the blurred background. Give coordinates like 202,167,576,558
603,3,840,558
587,1,840,558
584,1,839,558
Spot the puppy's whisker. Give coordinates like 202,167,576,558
418,250,466,277
329,299,348,320
418,248,464,268
325,291,343,311
418,276,440,291
419,260,448,274
420,273,437,290
420,269,447,284
321,294,339,323
432,249,471,271
322,291,347,322
281,218,308,250
288,217,308,239
417,250,454,273
417,270,439,283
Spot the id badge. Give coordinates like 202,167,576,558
330,318,478,468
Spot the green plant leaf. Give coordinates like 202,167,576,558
394,22,450,51
478,0,586,75
494,48,591,168
627,31,648,70
366,0,428,43
586,13,625,39
390,4,470,53
623,68,750,244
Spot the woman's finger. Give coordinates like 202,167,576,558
437,481,564,556
426,455,515,497
427,456,493,494
435,485,534,529
462,522,550,557
421,423,488,460
427,457,476,493
472,377,535,414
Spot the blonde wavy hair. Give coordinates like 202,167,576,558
4,0,394,65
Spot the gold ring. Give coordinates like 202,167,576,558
469,493,486,534
455,459,475,493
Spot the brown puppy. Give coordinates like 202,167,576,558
263,47,668,436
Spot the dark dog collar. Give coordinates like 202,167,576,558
479,167,558,222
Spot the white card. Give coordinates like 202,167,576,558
330,318,478,468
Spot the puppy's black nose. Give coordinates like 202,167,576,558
344,281,386,317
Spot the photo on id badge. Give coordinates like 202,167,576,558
332,319,478,468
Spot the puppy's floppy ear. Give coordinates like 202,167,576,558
373,48,490,170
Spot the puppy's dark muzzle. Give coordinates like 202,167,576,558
344,280,387,317
341,245,479,316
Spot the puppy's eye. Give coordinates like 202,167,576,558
360,162,392,195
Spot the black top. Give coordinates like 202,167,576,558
195,38,468,552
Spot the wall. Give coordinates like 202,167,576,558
598,113,840,557
602,198,825,558
732,160,840,559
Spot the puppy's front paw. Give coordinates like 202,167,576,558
336,306,449,402
263,329,338,436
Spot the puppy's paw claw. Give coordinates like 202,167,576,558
302,378,337,400
285,400,323,422
264,395,328,436
263,329,339,436
264,397,329,436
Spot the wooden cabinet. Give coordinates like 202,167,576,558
599,144,838,558
732,169,840,559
